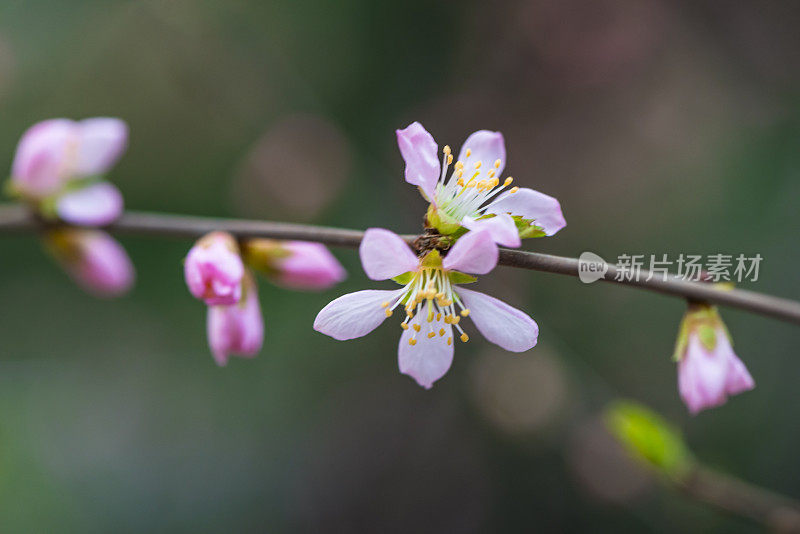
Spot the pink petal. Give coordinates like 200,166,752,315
57,230,135,297
74,118,129,177
274,241,346,290
207,285,263,366
442,230,498,275
457,287,538,352
11,119,77,197
678,333,730,414
716,332,755,396
396,122,440,203
487,188,566,237
359,228,419,281
314,289,403,340
461,214,521,247
184,234,244,306
56,182,124,226
398,315,454,389
457,130,506,179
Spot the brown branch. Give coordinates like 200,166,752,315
2,203,800,326
678,466,800,533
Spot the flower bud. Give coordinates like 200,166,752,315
207,274,263,366
184,232,244,305
242,239,345,290
673,304,754,414
45,228,135,297
10,118,128,199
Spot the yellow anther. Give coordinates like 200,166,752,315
465,148,472,157
456,169,464,178
413,324,421,332
381,301,390,308
409,338,417,346
503,177,513,186
460,309,470,317
487,170,495,179
510,186,519,193
436,312,442,321
476,180,486,190
443,145,451,155
447,337,453,346
455,161,464,170
443,315,451,324
490,177,500,187
457,178,465,186
447,154,453,165
452,316,461,325
427,331,435,339
460,333,469,343
494,159,502,168
474,160,482,169
401,322,409,330
435,292,444,299
439,328,445,337
385,309,393,317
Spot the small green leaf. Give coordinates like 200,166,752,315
513,216,546,239
392,272,415,285
604,400,692,479
427,205,462,235
448,271,477,284
420,249,443,268
697,324,717,351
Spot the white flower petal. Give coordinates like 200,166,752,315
398,315,454,389
457,287,538,352
314,289,403,340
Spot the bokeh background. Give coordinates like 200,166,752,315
1,1,799,532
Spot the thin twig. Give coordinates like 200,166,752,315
2,204,800,326
677,466,800,532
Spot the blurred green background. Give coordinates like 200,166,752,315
1,0,799,532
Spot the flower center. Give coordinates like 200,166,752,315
433,145,519,220
380,266,471,347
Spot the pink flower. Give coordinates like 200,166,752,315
10,118,128,225
45,228,135,297
674,306,755,414
207,275,264,366
242,239,346,290
314,228,539,389
184,232,245,306
396,122,566,244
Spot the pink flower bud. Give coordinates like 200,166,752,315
45,229,135,297
273,241,346,290
674,306,754,414
11,118,128,198
184,232,245,305
242,239,345,290
207,276,263,366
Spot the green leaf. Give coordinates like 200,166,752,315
391,272,415,285
604,400,692,479
448,271,477,284
513,216,546,239
697,324,718,351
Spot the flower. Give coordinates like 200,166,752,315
396,122,566,245
242,239,346,290
184,232,245,306
673,305,755,414
9,118,128,225
44,228,135,297
314,228,539,389
207,273,264,366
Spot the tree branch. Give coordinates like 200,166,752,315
2,203,800,326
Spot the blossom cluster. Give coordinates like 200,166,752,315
6,118,756,414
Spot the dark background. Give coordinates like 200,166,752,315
1,1,799,532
